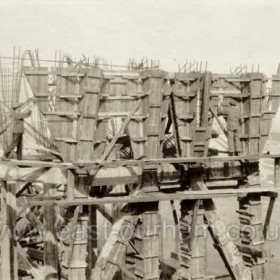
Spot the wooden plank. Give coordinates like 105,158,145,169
26,187,278,207
169,97,181,156
180,199,205,280
239,194,265,279
209,105,228,137
201,72,212,127
173,73,199,157
134,168,160,280
78,68,103,160
60,73,86,77
100,98,143,161
125,75,147,159
23,67,48,98
240,75,251,155
143,70,166,158
270,74,280,111
55,68,87,161
0,156,279,184
91,215,139,280
179,200,192,279
24,70,50,75
0,165,67,184
62,212,89,280
1,181,18,280
194,74,209,157
87,206,98,278
101,95,140,100
170,200,181,265
44,199,59,279
189,200,205,280
44,112,81,116
211,90,241,95
195,182,252,280
67,169,75,200
263,196,276,240
0,164,142,186
96,205,113,223
206,180,238,188
67,206,81,268
3,153,280,169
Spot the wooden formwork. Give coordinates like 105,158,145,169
1,64,280,280
172,72,213,157
78,68,106,160
24,66,49,112
271,76,280,110
23,66,280,160
1,158,280,280
211,73,277,155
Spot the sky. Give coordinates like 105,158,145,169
1,0,280,75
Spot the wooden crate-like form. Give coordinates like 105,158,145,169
172,72,212,157
24,66,49,112
211,73,279,155
100,70,147,160
24,67,172,162
24,67,280,160
23,67,107,162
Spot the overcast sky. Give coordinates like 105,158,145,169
1,0,280,75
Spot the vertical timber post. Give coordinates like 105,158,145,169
134,70,166,280
44,203,59,280
65,170,97,280
238,162,264,280
239,194,265,280
134,168,160,280
1,181,18,280
180,200,205,280
179,167,206,280
87,206,98,279
202,72,213,157
44,184,59,280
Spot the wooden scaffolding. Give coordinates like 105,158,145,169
0,53,280,280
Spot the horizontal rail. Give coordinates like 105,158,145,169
26,187,278,207
1,154,280,169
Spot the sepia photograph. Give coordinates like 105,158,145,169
0,0,280,279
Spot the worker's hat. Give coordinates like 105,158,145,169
11,102,23,109
229,100,238,106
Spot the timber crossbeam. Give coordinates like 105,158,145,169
24,187,278,207
1,153,280,169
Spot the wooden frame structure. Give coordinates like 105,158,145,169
1,55,280,280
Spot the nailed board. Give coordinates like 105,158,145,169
211,73,272,155
23,66,280,161
78,68,105,160
24,66,49,111
173,72,212,157
101,70,146,159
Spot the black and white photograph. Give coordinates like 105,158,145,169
0,1,280,279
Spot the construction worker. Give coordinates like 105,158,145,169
217,100,242,156
3,103,31,160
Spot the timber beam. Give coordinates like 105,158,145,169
25,187,278,207
2,153,280,169
1,154,279,186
